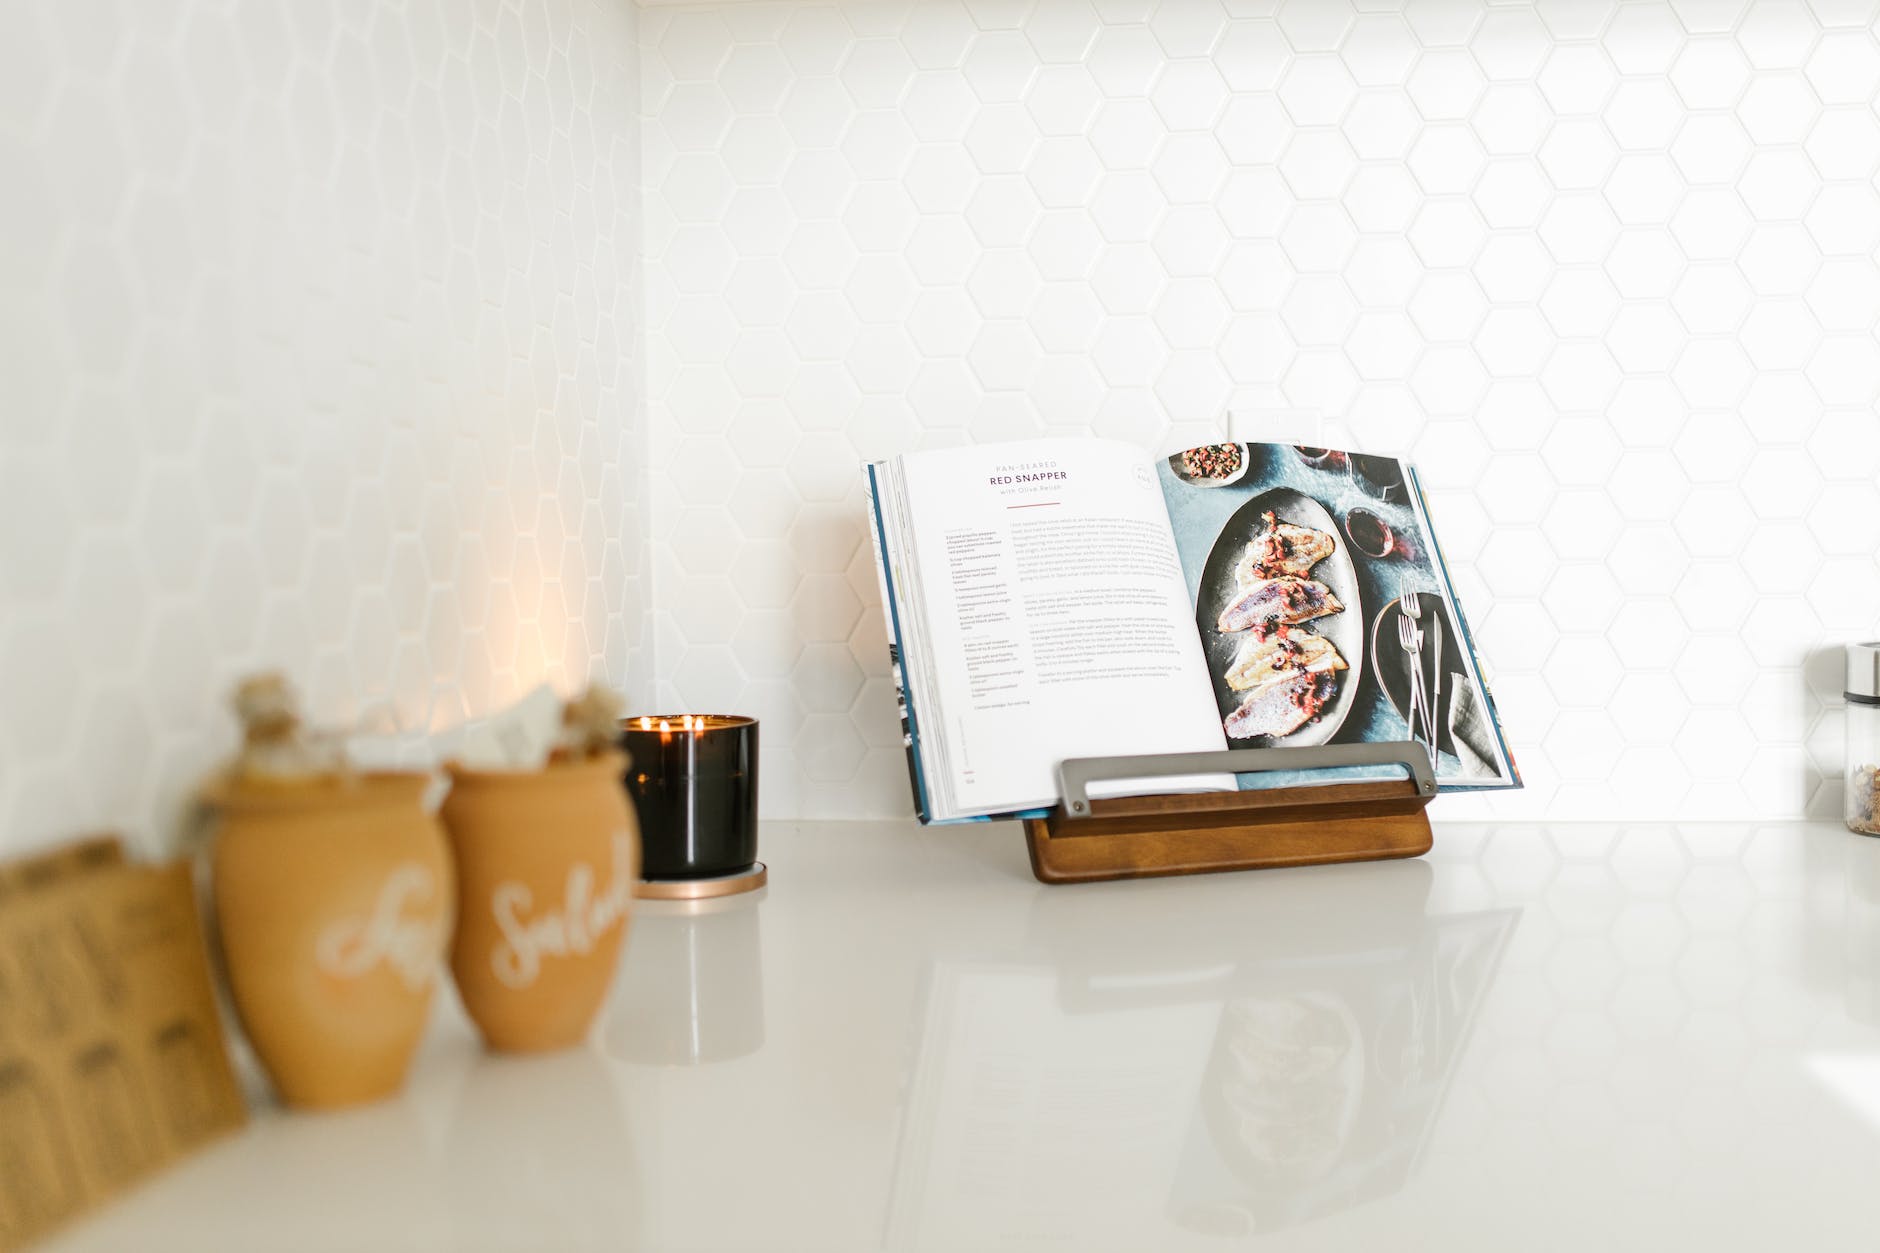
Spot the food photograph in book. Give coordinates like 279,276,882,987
1159,442,1517,789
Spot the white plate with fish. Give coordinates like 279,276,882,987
1197,488,1363,747
1168,442,1252,488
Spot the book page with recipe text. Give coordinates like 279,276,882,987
900,438,1230,816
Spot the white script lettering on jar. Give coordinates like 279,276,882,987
489,832,634,990
315,863,444,992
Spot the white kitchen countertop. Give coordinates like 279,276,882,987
44,818,1880,1252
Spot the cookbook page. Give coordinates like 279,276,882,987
1155,442,1518,791
898,438,1229,818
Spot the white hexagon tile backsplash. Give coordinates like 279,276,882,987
6,0,1879,850
0,0,651,858
640,0,1880,823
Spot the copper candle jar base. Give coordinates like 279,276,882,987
634,862,768,900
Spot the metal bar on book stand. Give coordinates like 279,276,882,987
1054,741,1437,818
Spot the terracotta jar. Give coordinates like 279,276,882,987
207,774,453,1110
440,752,640,1053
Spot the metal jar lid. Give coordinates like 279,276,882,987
1849,642,1880,705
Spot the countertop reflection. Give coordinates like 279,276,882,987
44,820,1880,1251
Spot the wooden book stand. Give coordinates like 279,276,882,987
1023,743,1436,885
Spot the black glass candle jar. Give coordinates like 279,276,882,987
619,715,759,882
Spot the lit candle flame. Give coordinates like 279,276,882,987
658,719,671,734
638,716,652,730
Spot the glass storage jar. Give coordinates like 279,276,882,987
1848,642,1880,836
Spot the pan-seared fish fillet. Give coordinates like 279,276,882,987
1233,512,1336,583
1225,631,1347,691
1223,668,1336,739
1217,577,1343,633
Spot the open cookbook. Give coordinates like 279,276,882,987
866,438,1519,823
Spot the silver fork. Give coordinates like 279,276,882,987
1399,587,1438,768
1402,588,1431,736
1397,611,1431,764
